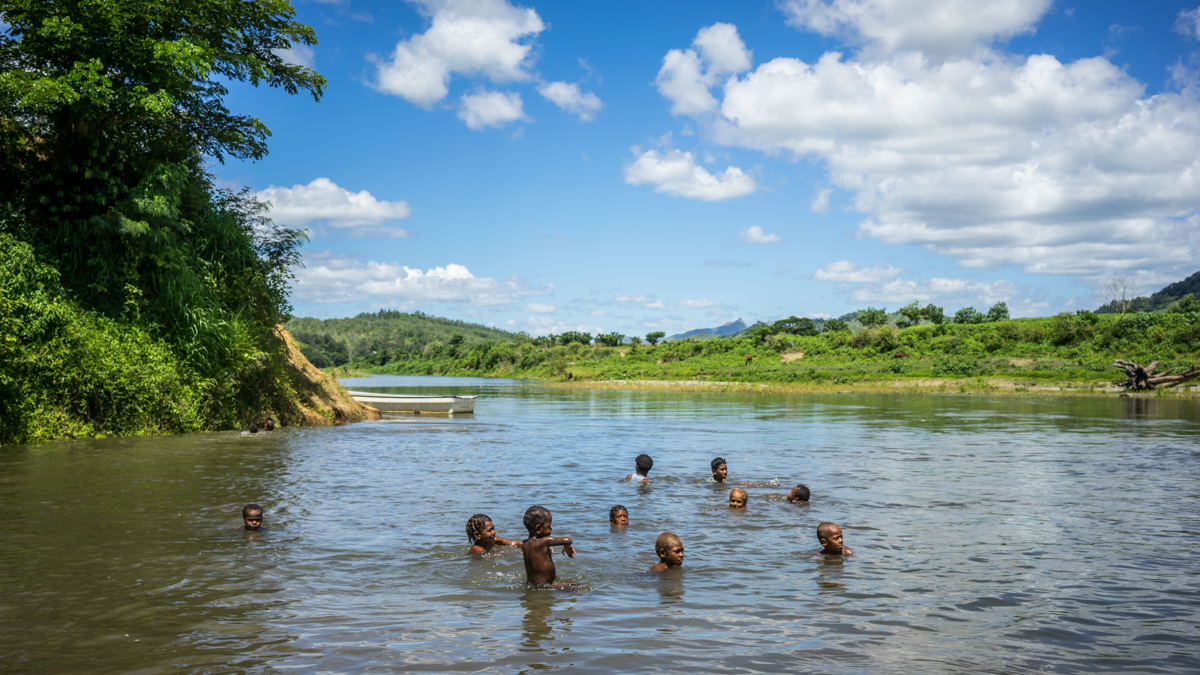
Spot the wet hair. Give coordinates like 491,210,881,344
789,484,811,502
523,505,551,534
817,522,841,540
655,531,681,552
730,487,748,499
264,418,275,431
248,423,258,434
609,505,628,523
711,457,726,472
635,454,653,475
242,503,263,518
465,513,492,544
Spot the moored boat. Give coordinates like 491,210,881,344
346,391,477,414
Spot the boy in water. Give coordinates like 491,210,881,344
647,532,684,572
609,505,628,527
465,513,521,554
625,454,653,482
521,506,576,585
707,457,727,483
817,521,853,556
787,484,811,503
239,504,264,530
729,488,748,509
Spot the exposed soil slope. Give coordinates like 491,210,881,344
275,326,380,425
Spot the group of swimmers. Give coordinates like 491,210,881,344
242,417,276,435
461,453,853,587
234,453,851,587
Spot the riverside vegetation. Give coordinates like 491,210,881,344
311,298,1200,394
0,0,369,445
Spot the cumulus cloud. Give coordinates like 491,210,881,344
537,81,602,120
624,149,757,201
525,302,555,312
525,316,604,336
656,23,752,115
780,0,1051,57
458,90,528,129
650,14,1200,277
815,260,902,282
845,277,1019,306
294,252,551,306
373,0,544,108
255,178,411,232
1177,6,1200,41
739,225,781,244
274,44,315,68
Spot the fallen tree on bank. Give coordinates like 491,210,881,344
1112,360,1200,390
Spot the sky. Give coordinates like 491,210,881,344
220,0,1200,337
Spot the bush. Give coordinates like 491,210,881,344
954,307,985,324
859,307,889,329
986,302,1010,322
823,319,849,333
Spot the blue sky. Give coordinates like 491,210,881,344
220,0,1200,337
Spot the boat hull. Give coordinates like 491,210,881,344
346,391,477,414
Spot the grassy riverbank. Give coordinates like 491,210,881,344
342,311,1200,395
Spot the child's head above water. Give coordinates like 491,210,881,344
523,505,552,536
788,484,810,502
817,521,850,555
710,457,727,482
241,503,263,530
466,513,495,545
609,504,628,526
635,453,653,476
654,532,684,567
729,488,748,509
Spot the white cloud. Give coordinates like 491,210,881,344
526,302,556,312
845,277,1019,306
525,316,604,336
537,81,602,121
1176,6,1200,41
274,44,315,68
624,149,757,201
815,260,902,282
458,90,528,130
660,26,1200,276
294,252,552,306
811,187,832,212
615,295,647,303
676,298,720,308
373,0,544,108
255,178,411,230
739,225,781,244
645,300,668,310
780,0,1052,57
656,23,752,116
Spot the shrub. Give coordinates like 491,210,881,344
954,307,985,324
859,307,889,329
823,319,850,333
934,359,978,376
986,302,1010,322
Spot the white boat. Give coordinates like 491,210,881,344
346,391,477,414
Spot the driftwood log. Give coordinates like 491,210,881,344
1112,360,1200,390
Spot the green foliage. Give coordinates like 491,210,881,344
645,331,666,346
923,304,946,324
595,331,625,347
823,319,849,333
986,302,1010,322
1169,294,1200,314
773,316,819,336
291,331,349,368
559,331,592,345
859,307,888,329
899,301,923,326
288,310,516,365
955,307,985,324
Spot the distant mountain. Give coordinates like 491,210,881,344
1095,269,1200,314
666,318,749,342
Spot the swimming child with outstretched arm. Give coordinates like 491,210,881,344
816,521,853,556
465,513,521,554
521,506,576,585
647,532,684,572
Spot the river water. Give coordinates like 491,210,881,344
1,376,1198,674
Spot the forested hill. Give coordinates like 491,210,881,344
1096,270,1200,314
287,311,518,367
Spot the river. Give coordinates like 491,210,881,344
1,376,1197,673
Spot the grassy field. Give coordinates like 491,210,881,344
340,311,1200,396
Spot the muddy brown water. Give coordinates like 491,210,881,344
1,376,1198,674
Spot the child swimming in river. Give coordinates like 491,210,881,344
817,521,853,556
521,506,576,586
465,513,521,554
729,487,748,509
239,503,264,530
766,483,811,502
647,532,684,572
625,454,653,482
609,505,628,527
707,457,727,483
